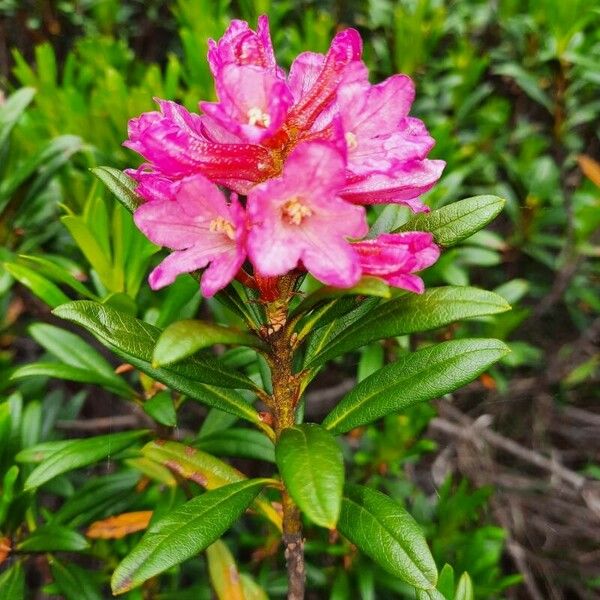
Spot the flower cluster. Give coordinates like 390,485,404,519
125,17,444,297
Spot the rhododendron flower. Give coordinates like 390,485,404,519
133,174,246,297
124,16,444,297
247,142,367,287
353,232,440,293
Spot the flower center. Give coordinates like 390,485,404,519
247,106,271,128
282,197,312,225
345,131,358,151
209,216,235,240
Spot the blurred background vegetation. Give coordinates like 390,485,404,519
0,1,599,598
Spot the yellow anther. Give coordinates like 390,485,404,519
209,216,235,240
345,131,358,150
247,106,271,128
282,197,312,225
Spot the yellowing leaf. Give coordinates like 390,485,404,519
578,155,600,188
86,511,153,540
0,537,11,565
206,540,245,600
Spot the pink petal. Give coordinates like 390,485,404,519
247,141,367,284
201,65,292,143
133,175,229,249
207,16,279,76
341,159,446,208
286,28,363,131
337,75,415,139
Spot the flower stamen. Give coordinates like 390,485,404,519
345,131,358,151
209,216,236,240
247,106,271,128
282,197,313,225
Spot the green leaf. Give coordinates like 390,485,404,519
437,564,455,599
455,572,474,600
306,287,510,367
28,322,124,383
19,255,96,299
50,559,104,600
17,525,89,552
395,196,505,247
16,439,74,463
24,430,147,490
111,479,268,595
196,428,275,463
338,484,437,590
276,424,344,528
143,391,177,427
0,87,35,152
0,562,24,600
91,166,142,213
323,339,509,433
142,440,281,530
61,215,120,292
53,301,258,392
10,362,131,397
292,277,390,318
153,320,266,367
3,262,70,308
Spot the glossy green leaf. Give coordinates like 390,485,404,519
15,439,73,463
395,196,505,247
29,322,126,383
10,362,131,397
17,525,89,552
305,287,510,367
0,562,24,600
4,262,69,308
153,319,266,367
276,424,344,528
455,572,474,600
292,277,390,318
53,301,259,392
24,430,147,490
323,339,509,433
111,479,268,595
91,166,142,213
143,391,177,427
338,484,437,590
142,440,281,530
50,559,104,600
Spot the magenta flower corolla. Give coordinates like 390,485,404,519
353,232,441,293
133,174,247,298
247,142,367,287
124,16,444,296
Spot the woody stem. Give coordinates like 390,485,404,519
264,276,305,600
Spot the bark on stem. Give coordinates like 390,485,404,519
263,275,306,599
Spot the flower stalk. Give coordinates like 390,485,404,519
262,274,306,599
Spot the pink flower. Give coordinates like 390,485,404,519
353,232,440,293
201,65,293,144
335,74,445,208
247,142,367,287
133,174,246,297
124,99,278,191
208,16,280,77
